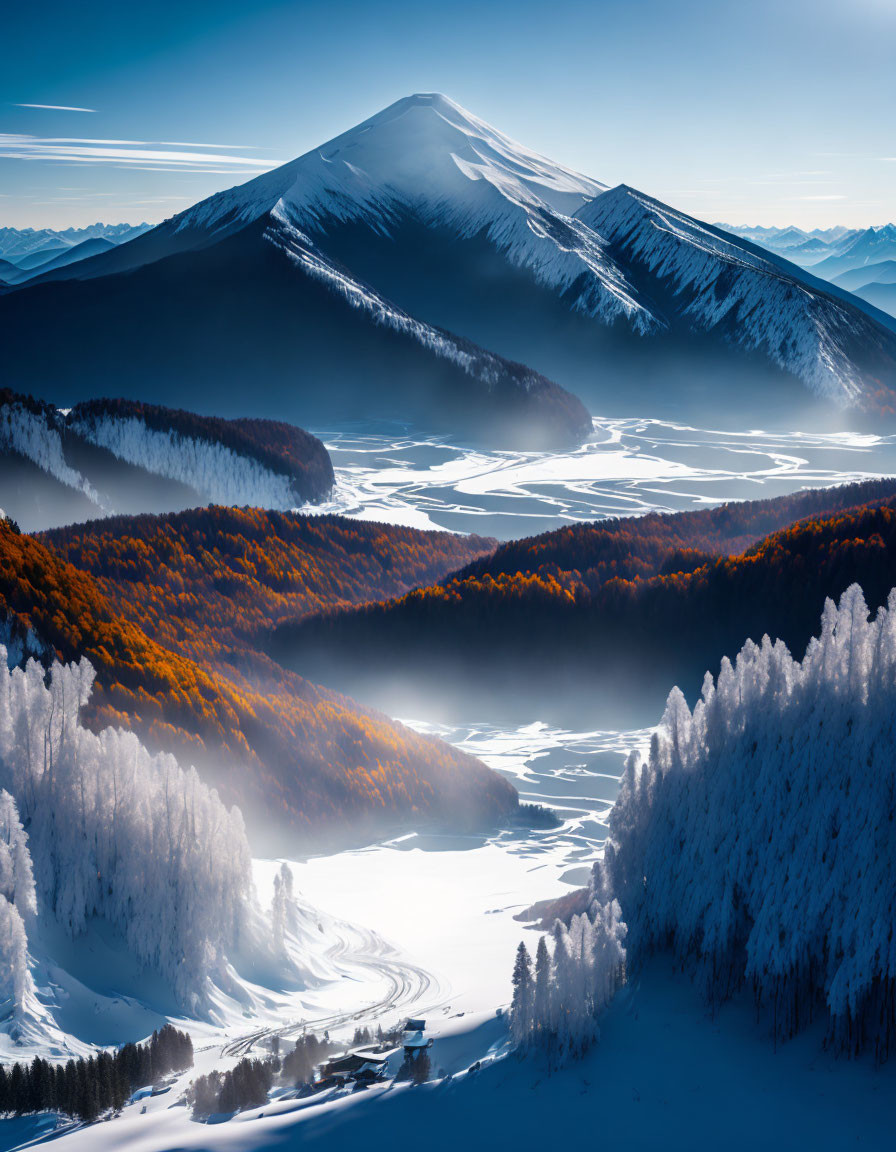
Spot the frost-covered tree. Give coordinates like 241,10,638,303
0,790,36,922
510,895,626,1063
0,791,36,1016
533,935,551,1041
0,650,256,1009
271,862,297,952
595,583,896,1059
510,942,534,1047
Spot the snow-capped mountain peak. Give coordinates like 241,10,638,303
176,92,606,238
285,92,606,218
174,92,651,331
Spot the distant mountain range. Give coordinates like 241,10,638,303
0,222,150,264
0,235,118,285
3,95,896,439
720,222,896,318
720,223,861,256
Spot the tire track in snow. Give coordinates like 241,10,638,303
222,914,445,1058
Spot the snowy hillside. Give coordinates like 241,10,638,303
596,582,896,1056
68,405,331,510
0,390,334,531
0,652,254,1022
578,186,896,405
0,647,397,1062
0,392,100,509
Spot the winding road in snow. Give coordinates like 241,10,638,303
221,915,445,1059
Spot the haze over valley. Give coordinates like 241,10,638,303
1,3,895,1149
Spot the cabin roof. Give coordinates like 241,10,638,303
323,1052,388,1075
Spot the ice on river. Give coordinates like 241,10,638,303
307,416,896,539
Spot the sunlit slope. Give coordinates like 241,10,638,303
4,515,514,840
273,478,896,720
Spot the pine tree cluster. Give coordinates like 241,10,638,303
594,582,896,1059
188,1032,333,1117
189,1058,276,1116
280,1033,332,1084
510,896,626,1064
0,1025,193,1122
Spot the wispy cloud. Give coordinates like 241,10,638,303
0,134,281,172
794,194,846,201
14,103,96,113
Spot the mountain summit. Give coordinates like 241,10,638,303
179,92,607,236
4,93,896,433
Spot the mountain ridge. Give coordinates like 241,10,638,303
3,94,896,431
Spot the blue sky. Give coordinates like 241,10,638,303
2,0,893,229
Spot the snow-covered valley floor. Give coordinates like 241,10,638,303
5,719,893,1151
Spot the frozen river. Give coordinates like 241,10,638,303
284,413,896,1024
309,415,896,539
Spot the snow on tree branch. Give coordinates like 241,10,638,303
510,895,626,1063
0,650,255,1010
595,582,896,1058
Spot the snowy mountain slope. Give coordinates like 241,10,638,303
576,186,896,405
163,94,651,333
28,95,650,332
0,216,592,448
262,208,593,436
181,93,606,229
4,94,896,425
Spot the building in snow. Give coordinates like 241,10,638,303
400,1032,430,1055
318,1052,389,1088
